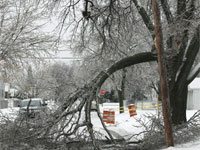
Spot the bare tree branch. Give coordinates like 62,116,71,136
177,0,187,17
160,0,173,24
132,0,155,39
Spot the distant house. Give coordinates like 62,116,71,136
0,81,8,109
187,78,200,110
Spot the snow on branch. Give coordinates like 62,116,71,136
187,63,200,84
175,25,200,86
175,39,192,82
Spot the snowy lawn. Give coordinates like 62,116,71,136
92,106,200,149
92,109,157,140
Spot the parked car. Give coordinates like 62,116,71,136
19,98,47,118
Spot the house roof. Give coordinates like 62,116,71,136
188,78,200,90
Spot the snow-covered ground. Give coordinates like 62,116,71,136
0,107,19,122
0,104,200,149
92,105,200,150
163,141,200,150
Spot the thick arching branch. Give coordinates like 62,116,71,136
96,52,157,87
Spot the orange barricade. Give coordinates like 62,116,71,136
128,104,137,117
103,110,109,123
107,110,115,124
103,109,115,124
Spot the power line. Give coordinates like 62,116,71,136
57,50,73,51
24,57,82,60
41,57,81,60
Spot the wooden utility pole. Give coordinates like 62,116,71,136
152,0,174,147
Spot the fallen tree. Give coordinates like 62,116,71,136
41,52,157,149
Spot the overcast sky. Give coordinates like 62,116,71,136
38,17,81,63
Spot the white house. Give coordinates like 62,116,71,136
187,78,200,110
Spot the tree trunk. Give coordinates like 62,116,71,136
117,89,124,113
118,69,126,113
170,85,188,125
169,26,200,125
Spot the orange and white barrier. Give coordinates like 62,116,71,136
103,110,109,123
128,104,137,117
103,109,115,124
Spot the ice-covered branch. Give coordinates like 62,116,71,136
132,0,155,39
187,63,200,84
161,0,173,24
175,25,200,87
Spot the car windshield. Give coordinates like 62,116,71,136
21,100,41,107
